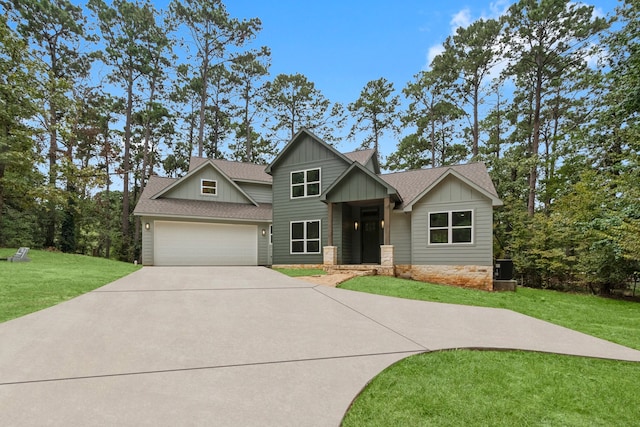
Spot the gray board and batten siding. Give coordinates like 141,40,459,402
160,165,254,205
240,182,273,204
411,174,494,266
323,166,391,204
270,133,351,265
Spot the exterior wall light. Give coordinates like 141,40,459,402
354,221,359,231
381,220,385,229
261,228,266,237
145,222,150,230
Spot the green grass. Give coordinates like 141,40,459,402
273,267,326,277
342,350,640,427
0,249,141,323
340,276,640,426
339,276,640,350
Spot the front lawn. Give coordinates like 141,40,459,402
340,276,640,426
342,350,640,427
0,249,140,323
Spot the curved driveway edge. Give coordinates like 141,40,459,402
1,267,639,426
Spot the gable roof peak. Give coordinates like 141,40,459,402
380,162,501,210
265,127,353,174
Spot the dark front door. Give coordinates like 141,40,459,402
361,216,380,264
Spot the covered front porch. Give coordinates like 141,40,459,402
320,162,401,274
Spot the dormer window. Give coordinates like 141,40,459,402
291,168,320,198
201,179,217,196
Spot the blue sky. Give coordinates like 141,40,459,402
155,0,620,160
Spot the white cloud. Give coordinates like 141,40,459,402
488,0,511,18
450,8,472,32
423,2,513,70
425,44,446,70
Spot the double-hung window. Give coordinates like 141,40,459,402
291,168,320,198
290,220,321,254
201,179,217,196
429,210,473,244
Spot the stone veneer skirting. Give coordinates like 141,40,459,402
395,264,494,291
275,263,492,290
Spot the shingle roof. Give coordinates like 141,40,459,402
188,157,271,183
134,175,272,221
343,149,376,166
380,162,500,209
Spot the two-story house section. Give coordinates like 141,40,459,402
265,129,502,290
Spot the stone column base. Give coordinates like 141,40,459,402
380,245,394,267
323,246,337,266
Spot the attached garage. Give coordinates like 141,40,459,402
154,221,258,266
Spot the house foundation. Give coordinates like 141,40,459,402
395,264,494,291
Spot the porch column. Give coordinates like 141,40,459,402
327,202,333,246
383,196,391,245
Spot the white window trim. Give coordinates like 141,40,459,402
290,168,321,199
200,179,218,196
428,210,474,245
269,225,273,245
290,219,322,254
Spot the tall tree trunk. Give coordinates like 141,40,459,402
122,73,133,260
495,89,501,159
529,66,543,217
45,93,58,248
244,89,251,162
0,154,5,245
430,99,436,167
105,140,111,260
198,44,210,157
472,85,479,157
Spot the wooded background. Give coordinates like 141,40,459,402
0,0,638,294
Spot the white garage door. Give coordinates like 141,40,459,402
154,221,258,266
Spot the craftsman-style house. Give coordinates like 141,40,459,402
134,129,503,290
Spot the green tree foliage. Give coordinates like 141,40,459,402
264,73,345,145
228,47,271,162
89,0,168,260
501,0,609,216
5,0,91,248
170,0,262,157
0,15,42,247
348,77,400,155
388,70,465,170
432,18,502,157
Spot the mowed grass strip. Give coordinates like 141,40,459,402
273,267,326,277
341,350,640,427
339,276,640,350
0,249,140,323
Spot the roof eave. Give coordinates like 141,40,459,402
133,212,272,222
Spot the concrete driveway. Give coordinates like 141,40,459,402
1,267,639,426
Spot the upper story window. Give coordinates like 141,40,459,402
291,168,321,198
201,179,217,196
428,210,473,244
